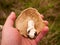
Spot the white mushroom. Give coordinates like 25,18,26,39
27,20,37,38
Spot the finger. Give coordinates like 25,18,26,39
40,14,44,19
43,20,48,26
35,26,49,43
4,12,16,27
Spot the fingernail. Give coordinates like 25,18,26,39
43,21,48,25
10,12,15,15
42,26,49,32
40,14,44,18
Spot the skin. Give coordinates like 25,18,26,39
1,12,49,45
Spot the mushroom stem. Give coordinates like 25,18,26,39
27,20,37,38
27,20,35,32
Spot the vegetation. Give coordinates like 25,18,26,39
0,0,60,45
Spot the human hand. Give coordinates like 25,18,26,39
1,12,49,45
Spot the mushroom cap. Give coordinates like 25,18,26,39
15,7,45,37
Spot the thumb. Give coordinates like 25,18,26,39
4,12,16,27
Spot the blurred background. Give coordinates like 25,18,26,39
0,0,60,45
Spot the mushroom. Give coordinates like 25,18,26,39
27,20,37,38
15,7,45,38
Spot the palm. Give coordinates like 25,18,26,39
13,27,48,45
20,36,37,45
